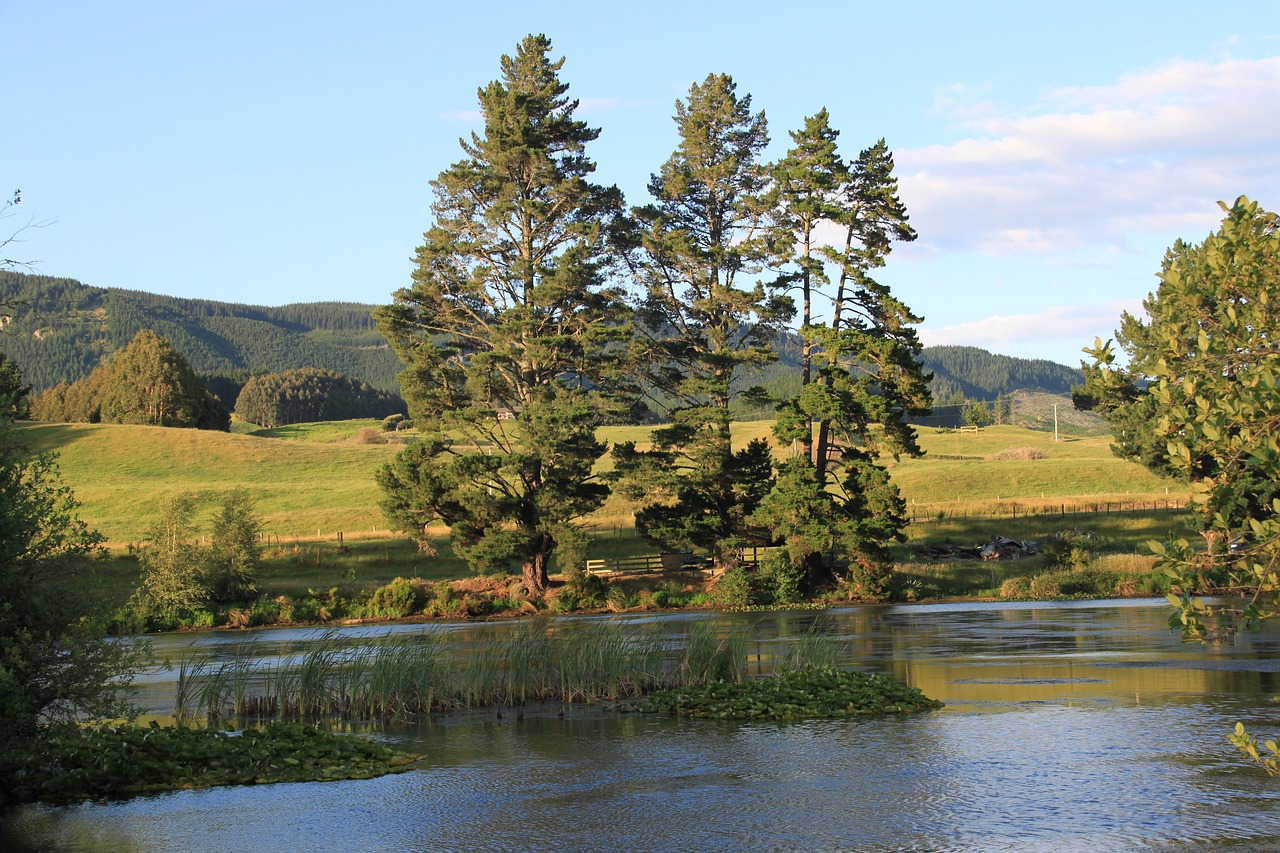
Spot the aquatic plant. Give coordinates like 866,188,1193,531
629,667,944,720
173,621,759,722
3,722,422,805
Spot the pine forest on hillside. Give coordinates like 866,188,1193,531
0,271,404,394
1,272,1082,420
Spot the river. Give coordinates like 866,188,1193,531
3,598,1280,852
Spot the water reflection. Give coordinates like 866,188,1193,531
5,598,1280,852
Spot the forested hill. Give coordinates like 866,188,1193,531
0,273,1083,403
920,345,1082,400
0,272,404,392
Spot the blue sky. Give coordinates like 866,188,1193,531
6,1,1279,366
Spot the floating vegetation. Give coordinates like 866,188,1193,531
4,722,423,805
174,619,749,723
628,667,945,720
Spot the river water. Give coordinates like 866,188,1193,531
4,598,1280,852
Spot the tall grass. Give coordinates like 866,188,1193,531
173,620,758,723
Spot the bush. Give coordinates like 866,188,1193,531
713,565,767,608
366,577,426,618
999,576,1030,599
1039,529,1115,571
554,572,608,612
1027,573,1064,598
353,427,388,445
761,552,805,605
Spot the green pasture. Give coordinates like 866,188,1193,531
22,419,1185,552
888,425,1180,512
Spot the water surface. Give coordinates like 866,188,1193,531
4,599,1280,852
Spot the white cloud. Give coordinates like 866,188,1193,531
897,56,1280,258
919,300,1144,358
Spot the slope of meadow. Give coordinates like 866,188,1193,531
22,419,1181,547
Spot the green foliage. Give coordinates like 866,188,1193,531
1039,529,1114,571
2,721,422,804
235,367,406,428
0,271,403,393
366,577,426,618
629,667,943,720
0,352,31,419
0,383,144,770
32,329,229,430
761,117,926,593
712,563,767,608
1085,198,1280,644
615,73,789,569
964,400,994,427
554,571,609,612
925,345,1082,401
1230,722,1280,777
618,431,775,560
375,35,626,597
133,491,264,626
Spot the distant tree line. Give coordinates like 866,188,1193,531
0,271,403,393
30,330,229,430
234,368,407,428
921,345,1081,400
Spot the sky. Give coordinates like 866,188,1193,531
5,1,1279,367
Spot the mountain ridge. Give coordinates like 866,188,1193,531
2,273,1085,407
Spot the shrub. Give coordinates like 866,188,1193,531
353,427,387,445
999,576,1030,599
1039,529,1116,571
1027,573,1063,598
555,572,608,612
605,587,631,612
713,565,767,608
761,552,804,605
381,414,406,432
366,577,425,618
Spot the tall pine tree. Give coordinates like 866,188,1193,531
758,121,929,594
613,74,792,568
375,35,626,596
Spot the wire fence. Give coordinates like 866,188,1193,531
908,497,1188,523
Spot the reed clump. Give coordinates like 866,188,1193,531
174,620,753,723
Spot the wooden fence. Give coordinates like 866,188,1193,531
909,498,1188,523
585,552,713,576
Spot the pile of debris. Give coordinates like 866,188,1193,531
979,537,1039,561
917,537,1040,561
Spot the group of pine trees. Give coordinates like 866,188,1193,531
376,35,931,598
31,330,230,430
234,368,406,428
27,330,406,431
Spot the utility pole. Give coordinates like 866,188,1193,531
1053,403,1059,443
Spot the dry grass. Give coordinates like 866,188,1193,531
986,446,1046,461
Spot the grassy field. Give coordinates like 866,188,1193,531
887,425,1179,516
21,418,1184,550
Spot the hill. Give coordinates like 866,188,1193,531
920,345,1082,399
0,272,404,393
1,273,1088,414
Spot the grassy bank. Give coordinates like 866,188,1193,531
21,417,1195,626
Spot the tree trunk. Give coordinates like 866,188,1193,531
522,549,550,598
